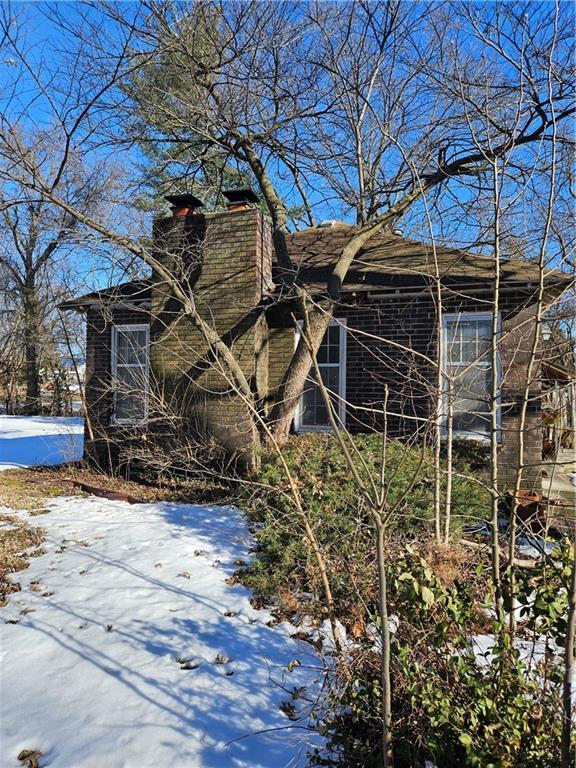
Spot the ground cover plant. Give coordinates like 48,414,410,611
240,433,489,617
236,433,574,767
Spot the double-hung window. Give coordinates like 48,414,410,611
295,319,346,431
442,313,497,438
111,324,149,424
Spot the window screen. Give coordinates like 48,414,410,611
112,326,149,423
443,315,494,436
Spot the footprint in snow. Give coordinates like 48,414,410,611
176,656,201,670
214,654,234,676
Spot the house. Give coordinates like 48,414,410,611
60,190,572,487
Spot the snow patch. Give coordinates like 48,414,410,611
0,496,323,767
0,416,84,470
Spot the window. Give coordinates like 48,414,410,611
442,313,498,437
111,325,149,424
295,320,346,431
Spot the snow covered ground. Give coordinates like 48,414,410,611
0,497,323,767
0,416,84,470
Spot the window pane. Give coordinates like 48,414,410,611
446,319,491,364
302,380,327,426
298,322,344,429
475,321,491,358
115,392,146,422
113,327,148,422
327,324,340,346
301,366,341,427
115,366,147,421
460,321,477,362
316,340,328,364
443,316,495,435
116,329,147,365
326,341,340,364
315,324,342,365
446,322,460,363
116,365,147,390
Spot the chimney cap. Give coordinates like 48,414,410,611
165,193,204,209
222,188,259,206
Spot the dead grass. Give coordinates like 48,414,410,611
6,464,222,503
0,512,45,607
0,469,79,511
0,465,174,511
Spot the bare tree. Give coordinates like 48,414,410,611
0,127,115,413
0,0,572,438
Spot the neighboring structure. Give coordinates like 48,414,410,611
61,190,572,488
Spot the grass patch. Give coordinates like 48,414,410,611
0,513,45,607
239,433,490,619
0,470,74,511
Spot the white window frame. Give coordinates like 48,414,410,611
111,324,150,425
441,311,501,440
294,318,347,432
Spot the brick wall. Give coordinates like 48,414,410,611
83,304,150,471
340,291,543,490
266,286,544,490
150,208,273,470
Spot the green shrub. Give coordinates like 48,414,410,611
237,434,570,767
240,433,489,614
313,548,568,768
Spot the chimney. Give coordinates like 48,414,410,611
165,193,204,217
152,186,272,472
222,188,259,212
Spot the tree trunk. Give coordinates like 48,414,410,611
376,520,394,768
266,297,334,443
561,382,576,767
23,287,41,415
561,535,576,768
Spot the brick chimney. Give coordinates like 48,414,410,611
150,189,273,470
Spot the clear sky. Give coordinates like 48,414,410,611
1,0,573,298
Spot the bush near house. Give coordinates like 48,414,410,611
238,434,571,767
241,433,489,616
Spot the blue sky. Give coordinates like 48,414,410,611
1,0,573,296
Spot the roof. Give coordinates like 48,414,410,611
58,280,151,311
282,224,571,293
60,227,572,310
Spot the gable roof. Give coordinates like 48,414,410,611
58,279,151,311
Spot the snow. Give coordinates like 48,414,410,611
0,497,323,767
516,534,556,560
0,416,84,470
473,633,575,706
